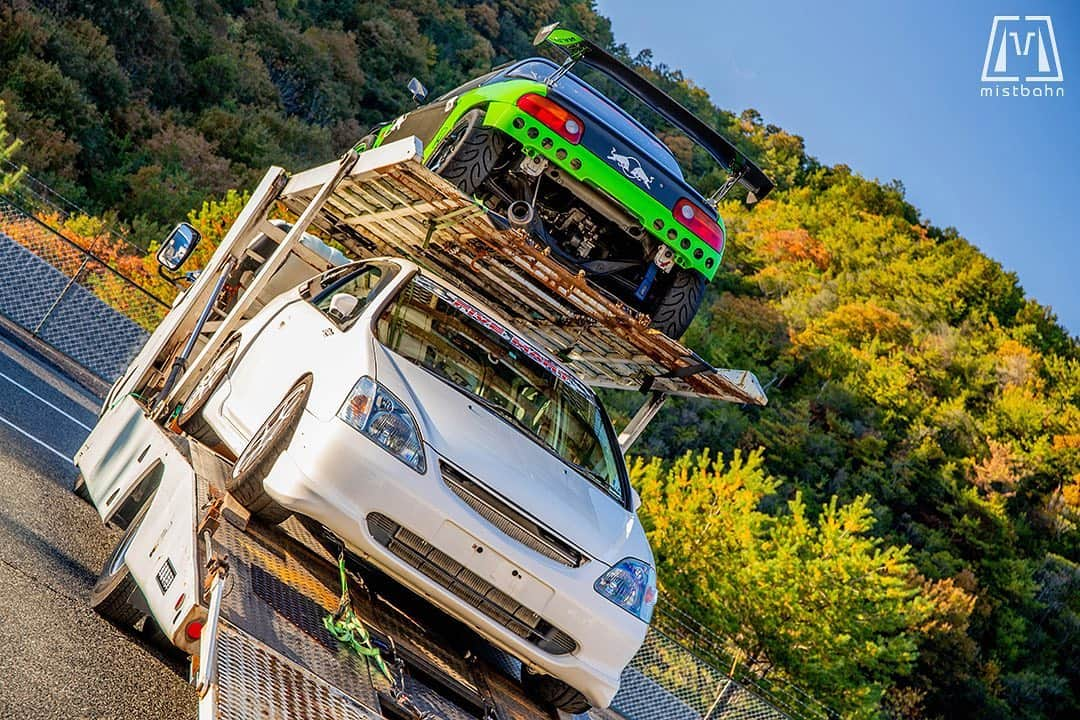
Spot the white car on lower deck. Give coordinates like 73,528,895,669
177,256,656,713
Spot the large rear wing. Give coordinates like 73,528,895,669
536,24,774,204
281,140,766,406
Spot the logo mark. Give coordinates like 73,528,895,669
982,16,1063,82
607,148,654,189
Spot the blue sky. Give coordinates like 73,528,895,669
596,0,1079,335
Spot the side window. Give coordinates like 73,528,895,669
309,264,386,328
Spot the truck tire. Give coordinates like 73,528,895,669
521,668,592,715
427,109,505,195
177,339,239,445
91,502,151,628
226,376,311,526
649,267,706,340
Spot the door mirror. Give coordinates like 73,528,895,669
157,222,202,272
630,487,642,513
407,77,428,104
327,292,359,323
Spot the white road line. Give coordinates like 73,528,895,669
0,370,92,431
0,413,74,465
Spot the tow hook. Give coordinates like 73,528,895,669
634,247,675,301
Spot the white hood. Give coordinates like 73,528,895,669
373,344,650,566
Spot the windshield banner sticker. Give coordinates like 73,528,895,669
415,275,590,396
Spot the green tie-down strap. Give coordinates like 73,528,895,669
323,553,392,681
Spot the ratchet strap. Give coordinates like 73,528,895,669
324,552,392,681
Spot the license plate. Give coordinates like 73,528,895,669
434,521,554,611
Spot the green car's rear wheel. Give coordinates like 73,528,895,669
427,109,506,195
648,267,706,339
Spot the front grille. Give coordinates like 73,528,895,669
367,513,578,656
440,461,586,568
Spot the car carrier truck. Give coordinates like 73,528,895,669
73,138,766,720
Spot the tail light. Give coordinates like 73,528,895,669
516,93,584,144
673,199,725,253
185,619,204,641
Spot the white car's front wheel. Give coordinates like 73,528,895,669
227,376,311,526
521,667,592,715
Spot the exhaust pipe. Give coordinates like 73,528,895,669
507,200,535,227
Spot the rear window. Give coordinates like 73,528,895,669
508,59,683,177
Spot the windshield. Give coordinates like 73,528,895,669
508,59,683,177
376,274,627,504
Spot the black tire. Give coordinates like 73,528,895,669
521,668,592,715
226,376,311,526
91,502,151,628
178,339,239,445
73,473,92,503
648,268,706,339
427,108,505,195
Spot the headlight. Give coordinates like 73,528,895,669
594,557,657,622
338,376,426,473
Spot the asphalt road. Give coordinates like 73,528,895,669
0,331,196,719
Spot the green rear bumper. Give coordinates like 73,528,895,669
480,100,723,280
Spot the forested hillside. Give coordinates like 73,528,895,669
1,2,1077,718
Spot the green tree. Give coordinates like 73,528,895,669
634,450,941,718
0,99,23,193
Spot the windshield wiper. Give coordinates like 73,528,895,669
562,458,615,496
470,395,619,500
471,394,547,444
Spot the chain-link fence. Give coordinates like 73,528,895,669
610,605,836,720
0,194,168,382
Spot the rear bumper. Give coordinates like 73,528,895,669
482,100,721,279
261,409,646,708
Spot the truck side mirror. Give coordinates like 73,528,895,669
630,487,642,513
407,77,428,104
157,222,202,272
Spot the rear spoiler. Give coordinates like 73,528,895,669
535,24,774,204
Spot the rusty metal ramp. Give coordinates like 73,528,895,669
281,139,765,405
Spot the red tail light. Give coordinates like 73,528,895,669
673,199,725,253
185,620,204,641
516,93,584,144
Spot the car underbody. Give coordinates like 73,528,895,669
478,144,683,316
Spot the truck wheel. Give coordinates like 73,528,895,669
177,339,239,445
649,267,706,340
521,668,592,715
427,108,505,195
91,502,151,628
226,376,311,526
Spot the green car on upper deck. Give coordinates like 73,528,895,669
362,25,773,339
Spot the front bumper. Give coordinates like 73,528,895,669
260,409,646,708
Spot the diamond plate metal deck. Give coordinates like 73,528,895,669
213,621,384,720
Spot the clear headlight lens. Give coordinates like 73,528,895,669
594,557,657,622
338,376,426,473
